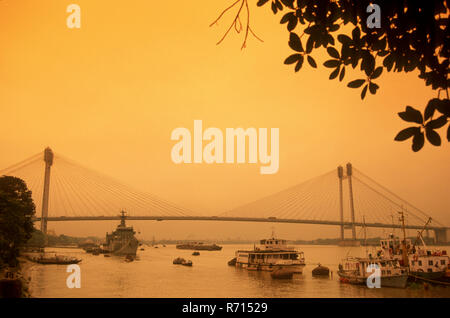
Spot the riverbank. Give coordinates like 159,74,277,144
0,256,34,298
16,256,34,297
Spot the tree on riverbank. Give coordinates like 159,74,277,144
0,176,35,267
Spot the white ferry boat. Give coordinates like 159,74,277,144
378,234,449,280
234,236,305,273
338,257,408,288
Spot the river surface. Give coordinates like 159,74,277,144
27,245,450,298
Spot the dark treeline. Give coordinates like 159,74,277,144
24,229,101,248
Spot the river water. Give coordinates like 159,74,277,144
27,245,450,298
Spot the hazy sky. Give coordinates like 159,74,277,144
1,1,449,241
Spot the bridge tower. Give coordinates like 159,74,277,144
40,147,54,235
434,228,449,244
346,163,357,240
337,166,345,241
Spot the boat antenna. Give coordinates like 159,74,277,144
363,216,368,256
398,209,409,267
412,217,432,250
390,212,396,235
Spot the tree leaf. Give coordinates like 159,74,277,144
398,106,423,124
347,79,366,88
394,127,420,141
351,27,360,42
371,67,383,79
288,32,303,52
294,55,304,72
329,67,340,79
257,0,270,6
306,35,314,54
412,131,425,152
307,55,317,68
327,47,340,59
424,99,437,121
284,54,301,65
323,59,340,68
337,34,352,44
383,54,395,72
425,127,441,146
339,67,345,81
369,82,379,94
280,12,293,24
362,52,375,76
426,115,448,129
287,17,298,31
447,125,450,142
361,84,368,99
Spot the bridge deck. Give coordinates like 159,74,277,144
34,216,449,231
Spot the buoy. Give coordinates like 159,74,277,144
227,257,237,266
312,263,330,276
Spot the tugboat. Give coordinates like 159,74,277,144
234,232,305,273
176,242,222,251
103,210,139,256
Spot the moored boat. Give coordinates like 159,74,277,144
378,231,449,281
176,242,222,251
29,254,81,265
234,234,305,273
338,257,408,288
181,259,193,267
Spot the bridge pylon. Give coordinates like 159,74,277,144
337,166,344,241
40,147,53,237
337,163,359,245
346,163,357,240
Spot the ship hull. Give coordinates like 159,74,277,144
409,270,446,281
338,271,408,288
237,262,304,274
110,239,139,256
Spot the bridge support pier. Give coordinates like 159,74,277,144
40,147,53,239
434,228,448,244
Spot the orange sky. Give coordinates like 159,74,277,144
0,0,449,240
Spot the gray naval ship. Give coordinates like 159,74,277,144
103,211,139,256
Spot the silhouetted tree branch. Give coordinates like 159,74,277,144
211,0,263,49
213,0,449,151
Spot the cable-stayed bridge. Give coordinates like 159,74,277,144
0,148,448,242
